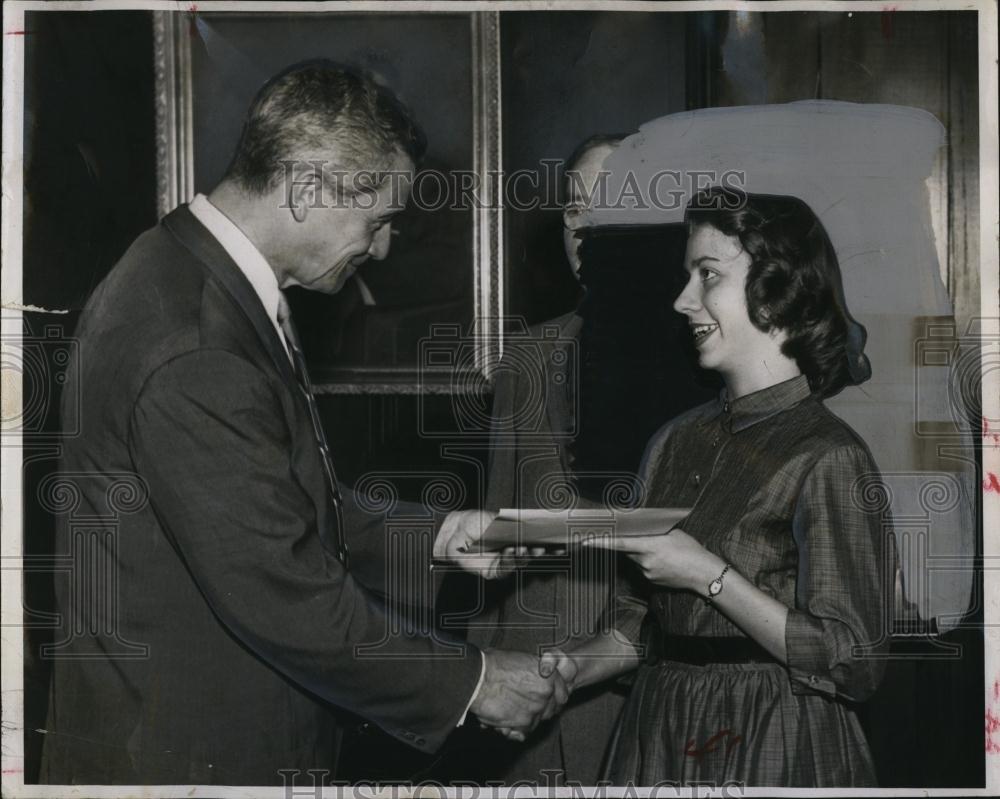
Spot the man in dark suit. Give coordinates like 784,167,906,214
40,62,566,786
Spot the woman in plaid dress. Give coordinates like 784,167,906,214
542,188,895,787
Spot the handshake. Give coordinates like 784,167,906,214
436,510,574,740
469,648,578,742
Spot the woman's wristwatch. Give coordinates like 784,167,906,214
706,563,732,602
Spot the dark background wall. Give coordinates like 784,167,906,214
20,8,984,787
500,11,689,325
21,10,158,782
23,11,157,311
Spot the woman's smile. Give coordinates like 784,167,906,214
690,322,719,345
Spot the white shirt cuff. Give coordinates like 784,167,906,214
457,649,487,726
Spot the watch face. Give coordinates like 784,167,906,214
708,578,723,597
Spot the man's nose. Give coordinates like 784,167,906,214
673,276,700,315
368,224,392,261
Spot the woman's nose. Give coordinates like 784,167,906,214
368,224,392,261
673,275,700,315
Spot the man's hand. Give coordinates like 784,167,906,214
470,649,570,742
435,510,562,580
435,510,510,579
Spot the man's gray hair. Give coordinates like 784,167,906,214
224,60,426,196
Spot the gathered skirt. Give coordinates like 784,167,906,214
604,659,877,788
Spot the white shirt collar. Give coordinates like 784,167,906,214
188,193,284,342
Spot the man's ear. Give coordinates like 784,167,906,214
287,166,322,223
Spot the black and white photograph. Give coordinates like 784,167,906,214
1,1,997,795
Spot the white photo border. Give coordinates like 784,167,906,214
2,1,997,797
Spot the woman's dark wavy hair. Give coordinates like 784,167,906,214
685,187,871,399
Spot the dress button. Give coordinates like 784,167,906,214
723,400,731,413
712,437,720,448
692,473,701,487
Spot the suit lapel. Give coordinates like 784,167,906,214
163,205,338,551
162,205,298,388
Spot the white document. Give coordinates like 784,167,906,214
479,507,691,550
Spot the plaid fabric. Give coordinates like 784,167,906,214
606,375,895,786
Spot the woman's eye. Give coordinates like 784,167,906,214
699,268,716,283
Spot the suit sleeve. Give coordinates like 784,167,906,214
128,348,481,753
339,486,448,610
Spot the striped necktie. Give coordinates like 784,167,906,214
277,294,349,566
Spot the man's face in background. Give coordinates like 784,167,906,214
562,142,617,279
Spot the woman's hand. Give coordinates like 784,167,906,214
586,529,791,665
538,647,579,692
583,528,724,593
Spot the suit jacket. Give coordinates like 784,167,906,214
40,206,481,785
463,311,627,785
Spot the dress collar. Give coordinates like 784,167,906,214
701,374,813,433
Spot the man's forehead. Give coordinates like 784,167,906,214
575,143,616,174
565,144,616,203
314,150,412,210
377,155,414,204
